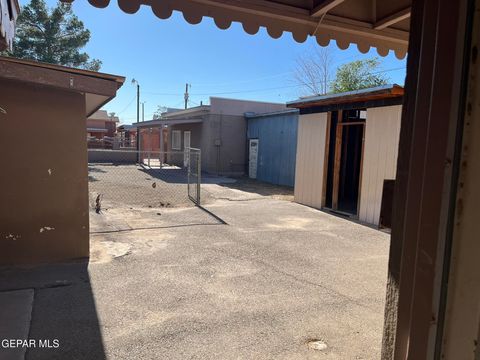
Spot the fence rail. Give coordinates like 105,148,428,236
88,149,201,210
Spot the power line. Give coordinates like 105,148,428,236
191,71,293,87
118,65,405,113
188,66,405,96
117,94,137,115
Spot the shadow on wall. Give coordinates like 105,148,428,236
0,262,106,360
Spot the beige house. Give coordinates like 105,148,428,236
0,56,124,265
288,85,404,227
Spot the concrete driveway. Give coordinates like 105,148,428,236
0,183,389,360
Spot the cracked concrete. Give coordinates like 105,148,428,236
0,180,389,359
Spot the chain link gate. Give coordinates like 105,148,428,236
187,148,201,205
88,148,201,210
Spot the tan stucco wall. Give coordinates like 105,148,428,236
209,97,286,116
0,79,89,265
359,105,402,225
202,114,247,175
294,113,328,209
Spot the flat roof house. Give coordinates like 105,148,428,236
0,56,124,265
288,84,404,227
135,97,286,175
117,124,137,148
87,109,119,138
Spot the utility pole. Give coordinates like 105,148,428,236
184,83,189,110
132,78,140,155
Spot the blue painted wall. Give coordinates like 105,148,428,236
247,110,299,187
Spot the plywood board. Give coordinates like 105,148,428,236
294,113,328,209
359,105,402,225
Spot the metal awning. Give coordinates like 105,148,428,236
81,0,411,59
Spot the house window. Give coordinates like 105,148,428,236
172,130,181,150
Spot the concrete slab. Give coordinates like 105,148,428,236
0,181,389,359
0,289,34,360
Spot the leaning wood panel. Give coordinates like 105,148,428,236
359,105,402,225
294,113,328,209
332,110,343,210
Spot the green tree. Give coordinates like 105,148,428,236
152,105,168,119
6,0,101,71
331,58,388,93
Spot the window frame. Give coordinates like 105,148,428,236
171,130,181,150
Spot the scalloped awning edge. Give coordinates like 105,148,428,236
87,0,409,59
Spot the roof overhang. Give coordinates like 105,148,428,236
0,56,125,117
79,0,410,59
245,108,299,118
87,128,109,132
134,118,204,128
287,84,404,109
162,105,211,119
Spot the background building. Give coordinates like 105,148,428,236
135,97,286,175
246,109,299,187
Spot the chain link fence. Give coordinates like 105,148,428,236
88,149,201,211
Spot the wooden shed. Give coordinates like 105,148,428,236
287,84,404,227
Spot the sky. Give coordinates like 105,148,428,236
29,0,407,124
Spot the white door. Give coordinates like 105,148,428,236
183,131,191,167
249,139,259,179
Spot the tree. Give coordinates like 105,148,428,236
293,47,333,96
331,58,388,93
152,106,168,120
5,0,101,71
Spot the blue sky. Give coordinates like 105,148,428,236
31,0,406,124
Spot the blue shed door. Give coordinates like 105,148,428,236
249,139,259,179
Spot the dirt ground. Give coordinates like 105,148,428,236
88,164,294,210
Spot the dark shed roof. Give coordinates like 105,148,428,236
287,84,404,113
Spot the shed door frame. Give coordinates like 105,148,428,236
322,109,365,217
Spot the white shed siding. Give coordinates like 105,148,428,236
294,113,328,208
359,105,402,225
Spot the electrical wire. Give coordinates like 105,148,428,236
116,94,137,115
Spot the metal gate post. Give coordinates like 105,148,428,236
197,150,201,205
187,148,191,200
